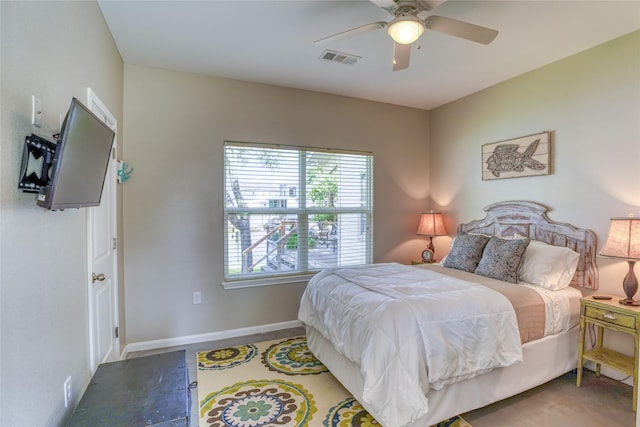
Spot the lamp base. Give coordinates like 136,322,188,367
621,260,639,306
619,298,640,306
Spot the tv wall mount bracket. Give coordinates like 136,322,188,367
18,133,57,193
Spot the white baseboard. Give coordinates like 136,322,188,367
121,320,303,359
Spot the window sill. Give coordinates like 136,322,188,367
221,273,316,290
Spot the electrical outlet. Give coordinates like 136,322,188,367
193,291,201,305
63,376,72,407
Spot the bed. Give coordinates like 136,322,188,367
298,201,598,427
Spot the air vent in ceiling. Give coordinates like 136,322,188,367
319,49,360,65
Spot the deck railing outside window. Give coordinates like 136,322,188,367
224,142,373,282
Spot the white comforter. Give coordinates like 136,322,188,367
298,263,524,427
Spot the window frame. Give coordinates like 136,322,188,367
222,141,373,289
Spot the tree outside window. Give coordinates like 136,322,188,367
224,142,372,281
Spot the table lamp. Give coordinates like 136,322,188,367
599,217,640,305
416,211,447,262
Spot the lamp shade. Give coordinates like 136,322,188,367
387,16,425,44
599,218,640,260
416,212,447,237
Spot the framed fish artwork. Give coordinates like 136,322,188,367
482,131,551,180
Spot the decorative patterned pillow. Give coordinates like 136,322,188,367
475,236,530,283
442,233,491,273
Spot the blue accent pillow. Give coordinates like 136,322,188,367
442,233,490,273
475,236,530,283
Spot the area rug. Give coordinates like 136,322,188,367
196,336,471,427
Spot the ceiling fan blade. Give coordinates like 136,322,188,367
314,21,387,45
393,42,411,71
424,15,498,45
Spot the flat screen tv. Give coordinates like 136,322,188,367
37,98,115,210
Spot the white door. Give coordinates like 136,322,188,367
86,89,119,373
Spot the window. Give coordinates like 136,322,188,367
224,141,373,285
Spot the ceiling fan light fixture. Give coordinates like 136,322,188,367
387,16,424,44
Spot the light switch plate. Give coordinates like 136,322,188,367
32,95,43,127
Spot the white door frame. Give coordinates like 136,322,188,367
86,88,120,372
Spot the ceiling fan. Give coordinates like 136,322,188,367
315,0,499,71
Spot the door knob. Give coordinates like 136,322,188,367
92,273,106,283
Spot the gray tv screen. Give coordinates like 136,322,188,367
37,98,115,210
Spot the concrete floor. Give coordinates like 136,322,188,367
128,327,636,427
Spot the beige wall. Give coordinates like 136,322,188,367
122,65,430,343
2,1,637,423
0,2,124,426
430,31,640,368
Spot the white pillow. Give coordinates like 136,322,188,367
518,240,580,290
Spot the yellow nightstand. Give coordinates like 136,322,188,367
576,295,640,411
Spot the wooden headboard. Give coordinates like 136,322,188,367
459,201,598,289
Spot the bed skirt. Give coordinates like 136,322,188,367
305,325,579,427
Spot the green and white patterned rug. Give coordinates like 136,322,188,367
196,336,471,427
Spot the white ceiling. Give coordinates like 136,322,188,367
98,0,640,110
